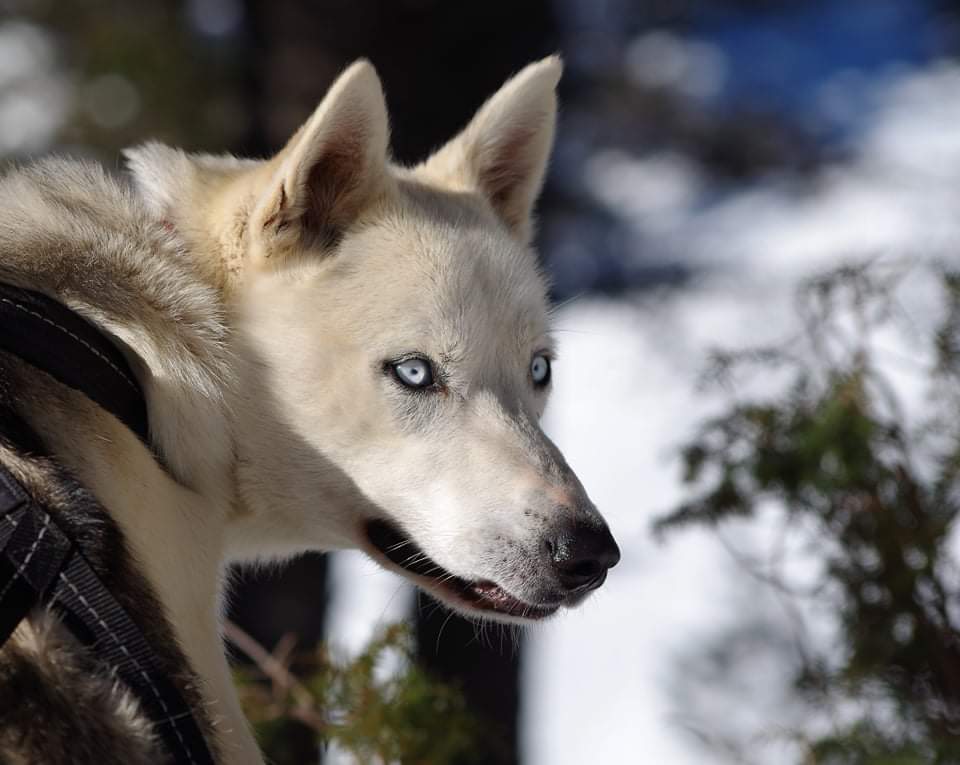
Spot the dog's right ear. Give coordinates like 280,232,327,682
248,60,389,261
419,56,561,246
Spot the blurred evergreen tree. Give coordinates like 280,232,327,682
657,261,960,763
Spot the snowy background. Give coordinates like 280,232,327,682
3,0,960,761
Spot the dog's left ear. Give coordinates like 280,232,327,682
421,56,561,245
249,59,389,259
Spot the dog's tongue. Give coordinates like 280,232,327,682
471,581,504,599
470,580,523,608
468,581,559,618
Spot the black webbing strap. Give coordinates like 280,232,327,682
53,553,215,765
0,467,35,645
0,282,149,445
0,467,215,765
0,505,32,644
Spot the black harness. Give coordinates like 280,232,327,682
0,282,216,765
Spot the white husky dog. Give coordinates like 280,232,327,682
0,57,619,763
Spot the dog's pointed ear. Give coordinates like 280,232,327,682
250,59,389,257
422,56,561,245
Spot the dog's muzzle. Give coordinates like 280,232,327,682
364,512,621,622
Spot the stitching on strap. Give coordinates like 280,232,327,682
0,297,139,393
0,511,202,763
0,512,50,601
0,469,23,504
57,571,197,765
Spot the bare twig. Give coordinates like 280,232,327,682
223,619,326,730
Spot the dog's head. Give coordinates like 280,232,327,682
127,58,619,623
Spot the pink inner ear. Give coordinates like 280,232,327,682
477,123,542,227
257,131,374,250
290,129,372,231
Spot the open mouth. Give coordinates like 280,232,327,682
365,519,559,620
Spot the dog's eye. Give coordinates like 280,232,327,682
531,354,551,386
393,358,434,389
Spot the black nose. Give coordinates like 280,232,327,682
548,521,621,593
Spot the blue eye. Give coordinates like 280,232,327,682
531,354,551,386
393,358,434,389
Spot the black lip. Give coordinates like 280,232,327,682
364,519,558,620
366,517,464,580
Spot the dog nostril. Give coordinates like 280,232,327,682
555,558,607,592
549,521,621,593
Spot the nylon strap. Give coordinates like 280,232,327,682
53,550,214,764
0,466,31,644
0,475,215,765
0,282,149,445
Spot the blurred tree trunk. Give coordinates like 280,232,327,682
243,0,558,163
415,604,523,764
240,1,557,762
226,556,330,762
